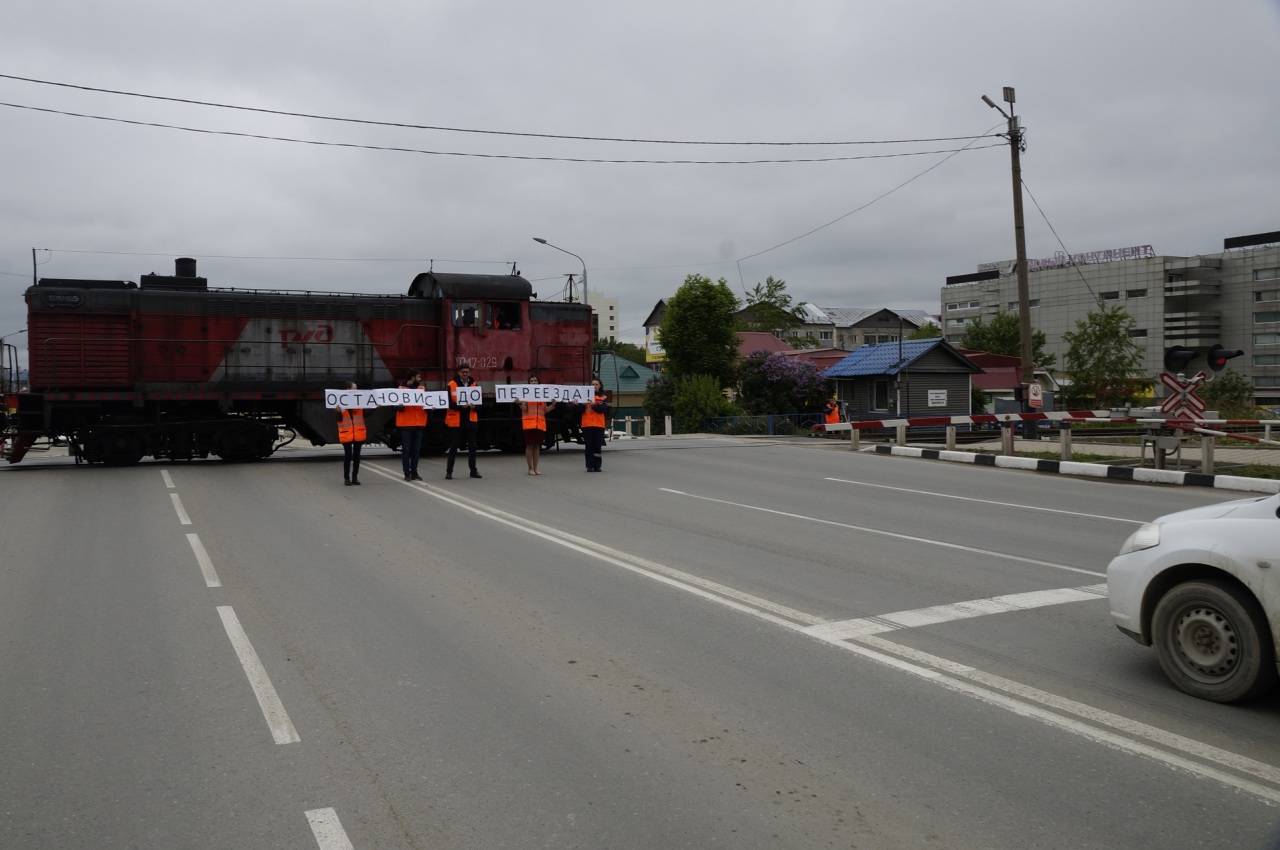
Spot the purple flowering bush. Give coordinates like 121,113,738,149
737,351,832,415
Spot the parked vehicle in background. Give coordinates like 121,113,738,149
1107,492,1280,703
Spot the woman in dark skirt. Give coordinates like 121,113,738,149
519,375,556,475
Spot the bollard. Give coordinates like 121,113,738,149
664,414,672,435
848,426,860,451
1202,435,1214,475
896,424,907,445
946,425,956,451
1060,424,1073,462
644,416,651,438
1001,424,1014,456
625,415,633,438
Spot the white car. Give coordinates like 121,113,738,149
1107,491,1280,703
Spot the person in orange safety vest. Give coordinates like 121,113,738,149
519,374,557,475
580,377,609,472
337,381,367,486
445,365,481,480
824,395,842,425
396,371,427,481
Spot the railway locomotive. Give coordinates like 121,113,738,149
0,258,594,465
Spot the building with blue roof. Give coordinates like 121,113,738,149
824,338,981,419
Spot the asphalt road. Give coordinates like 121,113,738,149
3,435,1278,848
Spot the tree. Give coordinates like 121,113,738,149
1061,305,1147,407
908,322,942,340
736,352,831,415
738,275,805,335
594,338,647,365
960,311,1054,369
672,374,738,432
658,274,740,386
1198,370,1257,417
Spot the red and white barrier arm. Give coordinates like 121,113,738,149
818,410,1110,432
1166,422,1280,447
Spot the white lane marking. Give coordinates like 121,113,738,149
659,488,1105,578
186,533,221,588
804,584,1108,641
824,478,1145,524
161,470,175,489
170,493,192,525
855,633,1280,789
368,465,822,625
216,606,300,745
368,464,1280,804
305,808,355,850
819,632,1280,804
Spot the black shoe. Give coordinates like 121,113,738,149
410,472,422,481
344,479,351,486
352,479,361,485
404,473,412,481
445,471,453,480
470,470,482,479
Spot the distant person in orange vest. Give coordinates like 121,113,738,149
824,395,842,425
336,381,366,486
396,371,427,482
580,377,609,472
445,365,481,480
519,375,556,475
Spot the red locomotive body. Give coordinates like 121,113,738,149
0,259,593,464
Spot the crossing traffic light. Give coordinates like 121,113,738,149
1162,345,1197,373
1207,343,1244,372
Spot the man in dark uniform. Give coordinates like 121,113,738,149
445,365,481,480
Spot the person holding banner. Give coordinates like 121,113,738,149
519,375,556,475
397,371,427,481
580,377,609,472
337,381,366,486
445,365,481,480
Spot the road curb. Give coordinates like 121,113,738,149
871,444,1280,494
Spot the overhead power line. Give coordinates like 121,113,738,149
0,72,998,148
0,101,1005,164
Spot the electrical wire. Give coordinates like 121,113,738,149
1020,178,1100,302
0,72,999,148
734,122,1008,265
0,102,1003,165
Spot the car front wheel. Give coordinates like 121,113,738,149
1151,579,1277,703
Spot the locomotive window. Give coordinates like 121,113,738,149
490,302,521,330
452,302,480,327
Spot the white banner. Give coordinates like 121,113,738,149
324,388,449,409
495,384,595,404
453,385,483,406
323,389,381,409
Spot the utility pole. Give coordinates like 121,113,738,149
983,87,1034,413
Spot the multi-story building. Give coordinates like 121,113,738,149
940,229,1280,408
777,305,936,350
592,294,620,342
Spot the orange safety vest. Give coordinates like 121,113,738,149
446,379,479,427
825,403,841,425
581,394,607,429
337,408,366,443
521,401,548,431
395,385,427,428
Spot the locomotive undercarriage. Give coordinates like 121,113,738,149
5,397,284,465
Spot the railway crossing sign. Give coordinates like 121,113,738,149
1159,371,1207,418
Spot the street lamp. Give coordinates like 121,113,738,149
532,238,588,307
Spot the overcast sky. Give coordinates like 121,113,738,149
3,1,1278,355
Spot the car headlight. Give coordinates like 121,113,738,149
1118,522,1161,555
